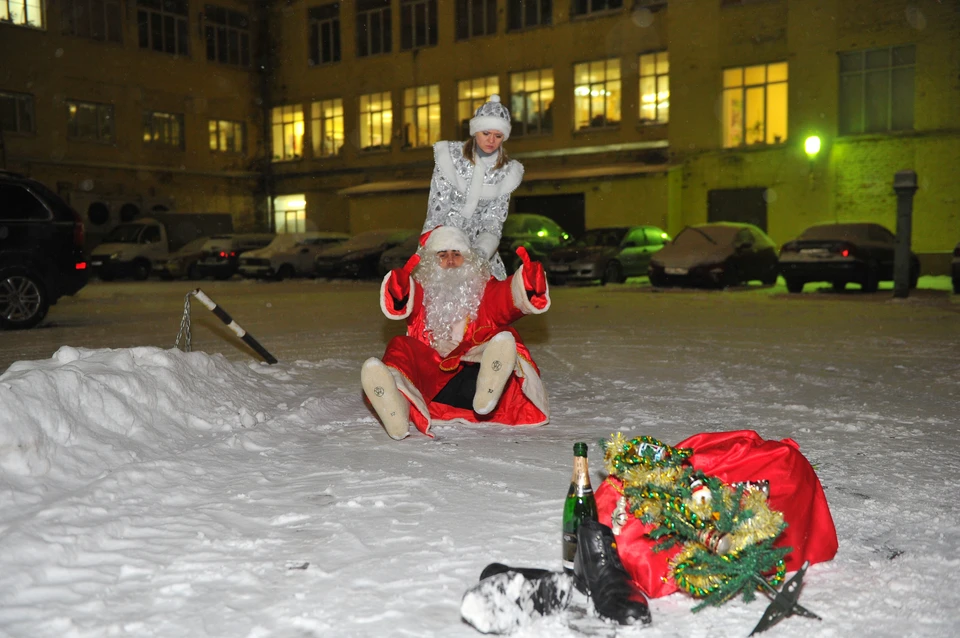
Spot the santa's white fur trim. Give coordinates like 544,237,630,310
380,271,416,319
470,115,511,140
511,265,551,314
424,226,471,254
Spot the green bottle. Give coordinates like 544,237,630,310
562,441,598,574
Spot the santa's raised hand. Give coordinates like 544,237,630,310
387,253,420,302
516,246,546,299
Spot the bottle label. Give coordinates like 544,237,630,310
562,532,578,571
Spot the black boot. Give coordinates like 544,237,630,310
460,563,574,634
574,519,653,626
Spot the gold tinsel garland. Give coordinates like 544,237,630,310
601,433,788,602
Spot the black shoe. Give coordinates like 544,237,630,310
574,519,653,626
460,563,574,634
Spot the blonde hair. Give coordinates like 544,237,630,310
463,136,510,170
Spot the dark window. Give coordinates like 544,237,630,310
356,0,391,57
143,111,185,148
204,4,250,66
570,0,622,18
309,3,341,65
119,203,140,222
87,202,111,225
61,0,123,42
400,0,437,50
67,100,115,142
0,184,50,221
142,225,162,243
507,0,551,31
456,0,496,39
137,0,189,56
839,45,915,135
0,91,35,134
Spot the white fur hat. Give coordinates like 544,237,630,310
422,226,471,254
469,94,512,141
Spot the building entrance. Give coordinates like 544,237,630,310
707,188,768,232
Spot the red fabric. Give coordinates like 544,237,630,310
386,254,420,301
516,246,547,309
596,430,838,599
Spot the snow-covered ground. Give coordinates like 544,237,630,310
1,278,958,638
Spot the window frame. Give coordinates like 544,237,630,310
721,61,789,148
60,0,123,43
457,75,500,139
311,98,345,158
208,118,245,153
400,0,438,50
0,0,45,28
308,3,342,66
455,0,497,40
0,91,36,135
271,104,305,162
573,57,622,131
136,0,190,57
570,0,623,19
838,45,915,136
402,84,440,149
142,110,185,149
638,51,669,125
67,99,116,143
358,91,394,152
203,4,251,67
506,0,552,32
356,0,392,58
508,67,554,137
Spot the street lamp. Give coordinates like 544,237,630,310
804,135,821,158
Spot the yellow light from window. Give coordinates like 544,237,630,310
804,135,821,157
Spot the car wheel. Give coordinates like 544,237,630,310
158,273,174,281
861,263,880,293
909,267,919,290
649,270,667,288
785,278,804,293
832,281,846,292
601,261,623,286
761,266,778,286
98,272,114,282
953,278,960,294
722,266,740,289
0,268,49,330
132,259,151,281
276,264,295,281
187,264,200,280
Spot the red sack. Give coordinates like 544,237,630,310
596,430,838,598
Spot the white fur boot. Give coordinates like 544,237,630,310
473,332,517,415
361,358,410,440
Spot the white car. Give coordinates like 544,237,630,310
238,232,350,280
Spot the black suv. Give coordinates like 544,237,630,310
0,172,88,329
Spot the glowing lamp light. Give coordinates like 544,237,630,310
804,135,821,157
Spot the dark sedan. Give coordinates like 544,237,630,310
648,222,779,289
778,223,919,293
548,225,670,285
315,229,418,279
951,241,959,294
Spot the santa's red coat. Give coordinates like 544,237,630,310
377,266,550,437
596,430,838,598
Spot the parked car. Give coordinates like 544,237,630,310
378,233,421,277
778,222,919,293
950,241,959,294
648,222,779,289
315,229,418,279
498,214,571,274
0,171,88,329
151,236,209,280
239,232,351,280
548,225,671,285
194,233,275,280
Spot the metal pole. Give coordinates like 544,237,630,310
892,170,918,299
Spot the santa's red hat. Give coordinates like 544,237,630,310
421,226,471,254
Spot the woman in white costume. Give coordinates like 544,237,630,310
422,95,525,280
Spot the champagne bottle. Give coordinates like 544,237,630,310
562,441,598,574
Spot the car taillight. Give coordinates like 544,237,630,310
220,251,228,258
833,242,855,258
780,242,799,254
230,251,237,257
75,262,87,270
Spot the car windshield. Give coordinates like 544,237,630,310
799,224,874,242
577,228,628,247
176,237,209,254
102,224,145,243
673,225,739,246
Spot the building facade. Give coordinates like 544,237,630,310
2,0,958,269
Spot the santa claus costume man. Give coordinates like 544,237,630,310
361,225,550,440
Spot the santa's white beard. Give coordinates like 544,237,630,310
414,251,490,355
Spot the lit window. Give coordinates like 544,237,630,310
311,99,344,157
143,110,183,148
0,0,44,28
639,51,669,124
271,105,305,161
359,92,393,151
509,68,554,136
356,0,391,57
309,3,341,65
204,5,251,67
0,91,35,134
274,194,307,234
839,46,914,135
574,58,621,130
456,0,496,40
571,0,622,18
208,119,244,153
403,85,440,148
61,0,122,42
722,62,788,147
136,0,189,56
68,101,115,143
401,0,437,50
507,0,551,31
457,76,499,138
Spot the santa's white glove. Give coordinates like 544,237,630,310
474,232,499,260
